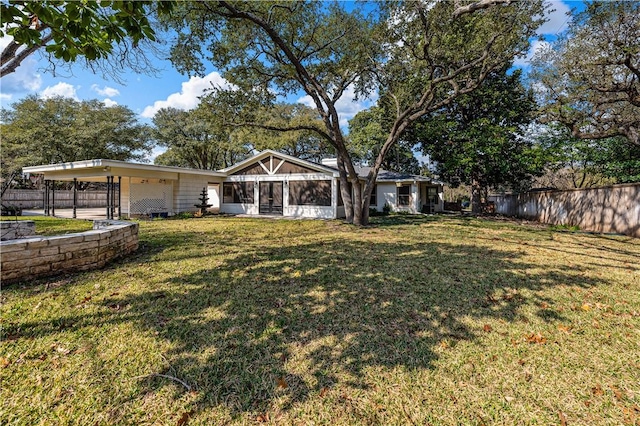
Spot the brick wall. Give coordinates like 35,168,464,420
0,220,138,282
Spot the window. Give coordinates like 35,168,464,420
222,182,254,203
289,180,332,206
427,186,438,205
397,184,411,206
369,184,377,207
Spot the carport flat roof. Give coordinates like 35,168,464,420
23,159,227,178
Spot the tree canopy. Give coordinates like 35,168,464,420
1,95,152,178
0,1,174,79
348,107,421,175
152,105,251,170
162,0,544,224
534,125,640,189
415,68,541,212
531,1,640,146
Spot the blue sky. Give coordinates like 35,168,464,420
0,1,583,161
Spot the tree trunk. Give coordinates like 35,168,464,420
471,179,482,213
352,177,363,226
337,156,354,223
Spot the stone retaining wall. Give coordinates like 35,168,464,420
0,220,138,283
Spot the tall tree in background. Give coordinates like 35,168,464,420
531,1,640,146
534,125,640,189
416,68,540,212
1,95,152,178
1,1,174,80
236,103,334,163
162,0,544,225
152,106,251,170
348,107,421,175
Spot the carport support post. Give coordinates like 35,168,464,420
43,180,48,216
51,180,55,217
73,178,77,218
111,176,116,219
117,176,122,219
106,176,111,219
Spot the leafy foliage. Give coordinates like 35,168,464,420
0,95,152,178
531,1,640,145
348,107,421,175
0,1,174,79
152,106,251,170
535,126,640,188
415,68,541,211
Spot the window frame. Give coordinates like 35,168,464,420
397,184,411,206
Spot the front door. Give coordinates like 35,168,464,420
259,182,283,214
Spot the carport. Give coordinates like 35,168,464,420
23,159,226,219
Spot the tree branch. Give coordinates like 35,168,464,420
452,0,512,18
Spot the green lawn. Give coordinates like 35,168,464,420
9,216,94,236
1,215,639,425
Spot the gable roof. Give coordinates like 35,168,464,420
220,150,339,176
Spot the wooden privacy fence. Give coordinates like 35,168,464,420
489,183,640,238
1,189,117,209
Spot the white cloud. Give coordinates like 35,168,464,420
0,93,13,105
0,36,42,94
41,82,79,100
91,84,120,97
514,40,551,67
140,72,233,118
102,98,118,107
298,85,377,130
537,0,572,35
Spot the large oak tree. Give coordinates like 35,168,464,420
1,95,152,178
531,1,640,146
162,0,544,224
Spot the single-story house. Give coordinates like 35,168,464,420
22,150,443,219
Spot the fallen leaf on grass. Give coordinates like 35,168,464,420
559,411,567,426
526,333,546,344
319,387,328,398
439,340,450,349
592,384,604,396
610,385,624,401
277,377,288,389
53,345,70,355
539,302,549,309
483,324,492,332
82,296,92,303
581,303,591,311
256,413,269,422
0,357,10,368
557,325,572,333
518,359,526,366
176,411,193,426
623,406,640,425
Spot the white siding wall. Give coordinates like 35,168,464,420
378,183,397,211
174,174,215,213
120,177,131,216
